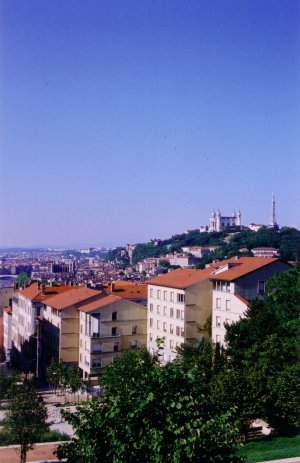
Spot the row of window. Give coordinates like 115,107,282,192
149,304,184,320
80,325,138,337
149,318,184,336
215,298,231,310
149,288,185,303
215,316,231,327
213,280,266,294
149,333,182,349
213,281,231,292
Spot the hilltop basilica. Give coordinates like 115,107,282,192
208,209,241,232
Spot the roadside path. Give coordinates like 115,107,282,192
0,442,65,463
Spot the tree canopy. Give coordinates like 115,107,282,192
58,345,243,463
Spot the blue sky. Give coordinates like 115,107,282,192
0,0,299,248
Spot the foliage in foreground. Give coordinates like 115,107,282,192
58,347,243,463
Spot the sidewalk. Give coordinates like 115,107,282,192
258,459,300,463
0,442,66,463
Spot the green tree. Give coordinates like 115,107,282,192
15,272,30,287
4,382,49,463
58,347,243,462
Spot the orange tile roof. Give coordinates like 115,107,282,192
209,257,280,281
78,294,123,313
45,287,101,310
148,267,215,289
18,283,74,302
104,281,147,299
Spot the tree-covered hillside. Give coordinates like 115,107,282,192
131,227,300,264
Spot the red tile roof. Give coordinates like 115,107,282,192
148,257,284,288
78,294,123,313
209,257,280,281
148,267,215,289
105,281,147,299
18,283,74,302
44,287,101,310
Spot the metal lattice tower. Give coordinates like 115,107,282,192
269,193,278,229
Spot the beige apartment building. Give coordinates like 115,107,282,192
40,287,100,367
211,257,290,345
78,294,147,382
147,268,214,362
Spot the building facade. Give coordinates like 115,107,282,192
211,257,290,345
147,268,214,362
78,294,147,382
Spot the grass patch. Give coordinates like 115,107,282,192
0,429,70,446
243,435,300,462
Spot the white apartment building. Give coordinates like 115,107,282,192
211,257,290,345
147,268,214,363
78,294,147,382
3,307,12,361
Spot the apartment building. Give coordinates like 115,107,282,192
9,283,70,360
211,257,290,345
78,294,147,382
147,268,214,362
3,306,12,361
40,287,101,368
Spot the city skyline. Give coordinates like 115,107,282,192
1,1,299,248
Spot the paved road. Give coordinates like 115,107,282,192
0,442,65,463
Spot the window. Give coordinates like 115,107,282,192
112,312,117,321
113,342,119,352
149,303,153,312
226,318,231,325
216,298,221,309
258,281,266,294
216,335,221,344
157,305,160,314
163,306,167,316
150,288,153,297
216,316,221,327
157,290,161,299
170,308,174,318
92,359,102,368
112,327,117,336
225,300,231,311
176,309,180,319
149,332,153,341
131,340,138,349
176,326,180,336
180,327,185,337
181,310,184,320
149,318,153,328
163,322,167,332
170,339,174,349
163,291,167,300
170,324,174,334
132,325,137,335
177,293,185,303
170,292,174,302
156,320,160,330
